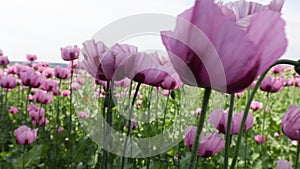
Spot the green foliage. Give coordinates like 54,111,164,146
0,66,299,168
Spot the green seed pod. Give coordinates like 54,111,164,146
295,65,300,75
171,90,176,99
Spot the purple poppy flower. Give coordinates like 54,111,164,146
26,54,37,62
209,109,253,135
20,69,45,88
61,45,80,61
0,55,9,66
82,39,137,81
254,134,267,144
260,76,283,93
282,105,300,140
14,125,38,145
115,52,173,87
184,126,225,158
250,101,263,111
0,74,18,89
54,66,70,79
161,0,287,93
276,159,292,169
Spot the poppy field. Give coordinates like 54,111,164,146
1,0,300,168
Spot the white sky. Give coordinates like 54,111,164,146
0,0,299,63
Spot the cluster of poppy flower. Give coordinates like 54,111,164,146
1,0,299,168
79,0,298,168
183,63,300,168
0,48,89,146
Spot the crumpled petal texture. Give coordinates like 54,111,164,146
161,0,287,93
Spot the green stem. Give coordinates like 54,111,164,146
188,88,211,169
69,60,74,138
159,90,170,154
107,81,114,168
244,133,248,169
25,87,31,123
23,145,25,169
102,81,111,169
56,79,62,127
54,80,62,167
230,59,300,169
68,60,74,168
223,94,235,169
261,93,269,152
121,82,141,169
146,87,153,169
161,90,170,133
177,90,182,169
102,97,107,169
295,142,300,169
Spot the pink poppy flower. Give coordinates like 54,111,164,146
32,118,49,126
282,105,300,140
291,140,298,146
209,109,253,135
254,134,267,144
161,0,287,93
276,159,292,169
54,66,70,79
8,106,18,114
197,133,225,158
27,104,48,126
162,90,169,96
68,59,82,69
250,101,263,111
0,55,9,66
184,126,197,149
136,100,142,108
283,78,294,87
6,64,18,75
14,125,38,145
38,62,49,67
26,54,37,62
34,91,53,104
195,108,202,115
57,126,65,133
61,90,71,97
274,132,280,138
271,65,285,74
42,68,54,78
40,80,58,92
0,74,18,89
115,52,172,87
236,90,245,99
260,76,283,93
125,119,137,130
78,112,89,119
82,39,137,81
20,69,45,88
61,45,80,61
184,126,225,158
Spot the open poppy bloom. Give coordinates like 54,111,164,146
161,0,287,93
